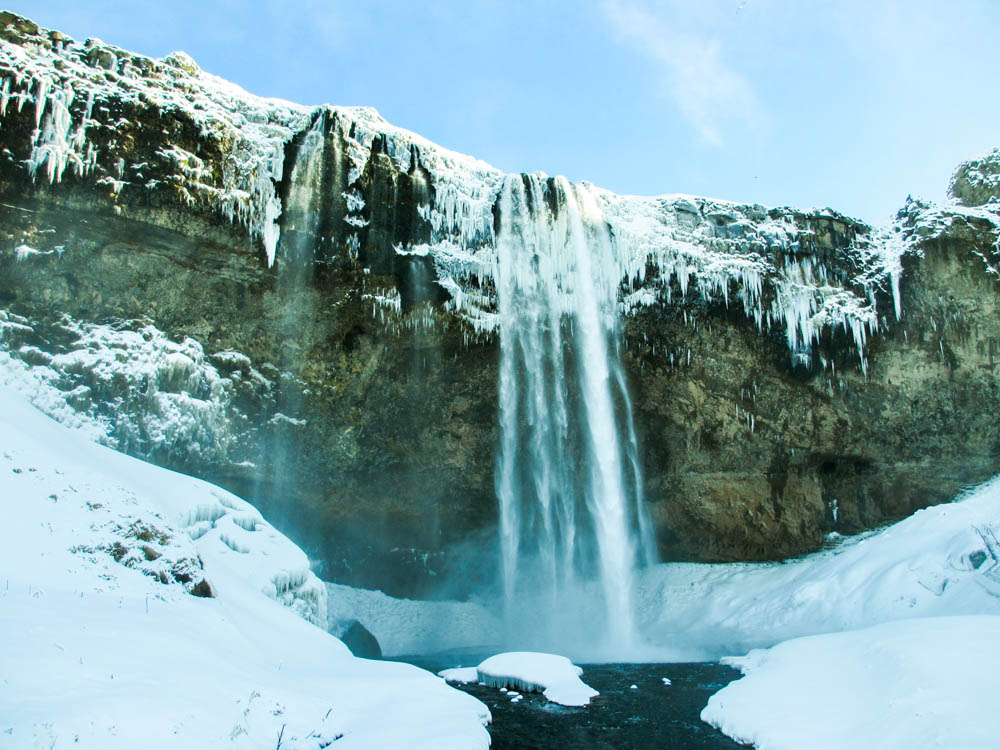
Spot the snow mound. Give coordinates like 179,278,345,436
701,615,1000,750
476,652,599,706
0,384,490,749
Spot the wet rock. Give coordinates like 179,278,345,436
334,619,382,659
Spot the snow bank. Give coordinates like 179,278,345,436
476,652,598,706
0,384,490,749
701,615,1000,750
637,476,1000,661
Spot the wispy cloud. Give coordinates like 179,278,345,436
601,0,765,146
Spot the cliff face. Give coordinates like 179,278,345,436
1,12,998,596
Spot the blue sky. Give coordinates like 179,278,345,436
14,0,1000,224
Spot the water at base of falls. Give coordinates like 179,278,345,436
495,173,657,654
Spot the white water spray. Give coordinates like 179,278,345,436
495,174,656,652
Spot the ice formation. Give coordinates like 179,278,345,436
0,311,251,465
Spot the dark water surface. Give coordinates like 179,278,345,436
398,654,750,750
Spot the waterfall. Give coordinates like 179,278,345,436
260,113,326,526
495,173,657,651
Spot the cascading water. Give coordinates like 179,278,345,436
495,173,657,652
260,112,326,525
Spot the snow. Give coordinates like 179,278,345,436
701,616,1000,750
636,475,1000,661
439,667,480,684
0,384,490,749
684,474,1000,748
0,312,245,463
476,652,599,707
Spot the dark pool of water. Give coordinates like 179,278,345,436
397,654,750,749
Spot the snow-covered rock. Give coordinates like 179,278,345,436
949,147,1000,207
439,667,480,684
0,10,913,371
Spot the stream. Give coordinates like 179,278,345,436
397,654,751,749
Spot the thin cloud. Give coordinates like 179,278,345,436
601,0,765,146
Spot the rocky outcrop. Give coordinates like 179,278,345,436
949,148,1000,207
1,12,998,596
626,196,1000,561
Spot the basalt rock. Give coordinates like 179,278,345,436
0,12,998,596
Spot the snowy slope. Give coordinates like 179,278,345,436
681,479,1000,748
701,615,1000,750
637,477,1000,661
0,384,490,749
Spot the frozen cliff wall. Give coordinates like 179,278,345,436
1,11,998,595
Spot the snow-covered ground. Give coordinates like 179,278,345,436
659,478,1000,749
636,476,1000,661
0,383,490,749
702,615,1000,750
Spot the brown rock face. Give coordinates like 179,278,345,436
625,204,1000,562
1,12,998,597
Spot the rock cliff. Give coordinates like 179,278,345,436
1,12,998,596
